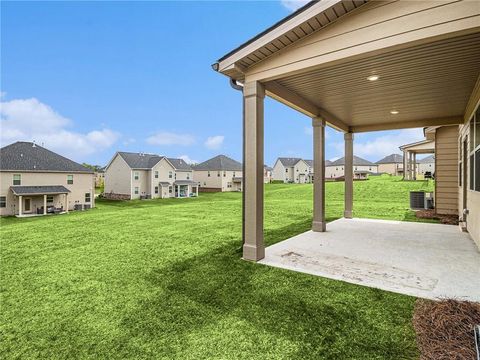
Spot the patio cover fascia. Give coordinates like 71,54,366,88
10,185,71,196
213,0,480,261
399,140,435,155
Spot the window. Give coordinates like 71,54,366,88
233,172,236,177
155,186,159,194
85,193,91,203
134,172,139,180
154,171,159,179
217,171,221,177
13,174,21,185
134,187,139,195
223,171,226,177
0,196,5,208
47,195,54,203
285,169,288,173
207,171,210,177
468,105,480,192
168,186,172,194
169,171,173,179
187,173,190,180
67,175,73,184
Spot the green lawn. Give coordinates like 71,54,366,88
1,176,434,359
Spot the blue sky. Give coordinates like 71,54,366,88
1,0,424,166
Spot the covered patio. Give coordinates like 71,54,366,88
399,139,435,180
11,185,70,217
260,218,480,301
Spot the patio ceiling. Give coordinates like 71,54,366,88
268,32,480,133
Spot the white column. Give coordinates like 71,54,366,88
344,132,354,219
413,153,417,180
65,193,69,213
405,151,410,180
242,81,265,261
18,195,23,216
43,194,47,215
403,150,407,180
312,117,326,232
409,152,414,180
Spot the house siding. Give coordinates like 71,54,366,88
435,126,459,215
104,154,132,198
377,163,403,176
0,171,94,216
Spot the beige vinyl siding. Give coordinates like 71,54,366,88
435,126,459,215
104,154,132,197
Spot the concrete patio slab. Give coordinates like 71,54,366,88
259,218,480,301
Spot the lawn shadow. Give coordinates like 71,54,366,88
119,220,417,359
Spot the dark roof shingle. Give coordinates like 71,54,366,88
376,154,403,164
193,155,242,171
418,155,435,163
10,185,70,195
329,156,376,166
0,142,93,173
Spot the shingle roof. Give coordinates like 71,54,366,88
329,156,376,166
193,155,242,171
174,180,199,185
417,155,435,163
167,158,192,171
304,160,313,167
118,152,163,169
277,157,303,167
325,160,332,166
376,154,404,164
10,185,70,195
0,142,93,173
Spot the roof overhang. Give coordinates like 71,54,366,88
214,1,480,133
399,139,435,154
10,185,71,196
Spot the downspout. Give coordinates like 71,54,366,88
229,79,245,248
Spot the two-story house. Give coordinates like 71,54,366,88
104,152,198,200
193,155,242,192
272,158,312,183
0,142,95,217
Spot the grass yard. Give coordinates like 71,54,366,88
1,176,434,359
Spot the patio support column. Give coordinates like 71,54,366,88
403,150,408,180
344,132,354,219
406,151,411,180
43,195,47,215
18,195,23,216
242,81,265,261
312,117,326,232
65,193,69,213
413,153,417,180
409,152,414,180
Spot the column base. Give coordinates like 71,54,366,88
312,220,326,232
344,210,353,219
243,243,265,261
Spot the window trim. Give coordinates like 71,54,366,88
67,174,74,185
467,104,480,192
85,192,91,203
0,196,6,208
13,174,21,186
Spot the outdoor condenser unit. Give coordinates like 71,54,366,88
410,191,434,210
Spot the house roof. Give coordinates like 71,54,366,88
376,154,403,164
277,157,303,167
116,152,192,171
417,155,435,163
10,185,70,196
193,155,242,171
0,142,93,173
304,160,313,167
329,156,376,166
166,158,192,171
213,0,369,79
174,180,199,186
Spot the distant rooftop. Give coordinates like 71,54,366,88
116,152,192,170
329,156,377,167
193,155,242,171
376,154,403,164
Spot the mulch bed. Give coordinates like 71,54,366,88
413,299,480,359
415,209,459,225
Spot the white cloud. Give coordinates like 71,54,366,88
204,135,224,150
178,155,199,165
0,97,120,160
281,0,309,11
146,131,195,146
123,138,136,146
332,128,425,160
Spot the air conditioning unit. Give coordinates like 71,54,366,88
410,191,434,210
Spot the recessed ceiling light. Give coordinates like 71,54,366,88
390,110,399,115
367,75,380,81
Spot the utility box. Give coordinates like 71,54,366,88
410,191,434,210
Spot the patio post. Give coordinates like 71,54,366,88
413,153,417,180
344,132,354,218
409,152,414,180
65,193,69,213
43,195,47,215
406,151,411,180
242,81,265,261
312,117,326,232
18,195,22,216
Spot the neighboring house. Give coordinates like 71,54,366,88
104,152,198,200
193,155,243,192
375,154,403,176
272,158,311,183
95,167,105,187
417,155,435,175
0,142,95,217
264,165,273,183
326,156,378,179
